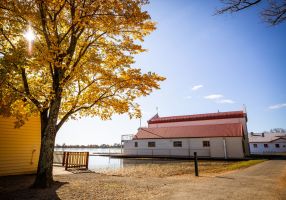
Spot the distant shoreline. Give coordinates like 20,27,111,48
54,146,122,149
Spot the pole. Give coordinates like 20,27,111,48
194,152,199,176
65,152,69,170
120,141,122,154
85,152,89,169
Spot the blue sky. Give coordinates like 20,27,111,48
56,0,286,145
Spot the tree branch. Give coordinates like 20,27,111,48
20,67,42,109
262,2,286,25
61,31,107,87
55,78,131,131
38,0,52,48
0,28,16,49
216,0,262,14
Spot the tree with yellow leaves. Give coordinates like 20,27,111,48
0,0,164,188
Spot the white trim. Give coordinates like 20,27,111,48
223,138,227,159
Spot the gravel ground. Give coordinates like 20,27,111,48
1,160,280,200
0,173,169,200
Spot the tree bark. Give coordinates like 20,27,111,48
33,100,61,188
33,122,56,188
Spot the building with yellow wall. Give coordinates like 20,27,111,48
0,116,40,176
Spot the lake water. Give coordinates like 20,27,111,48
54,148,122,171
54,148,187,172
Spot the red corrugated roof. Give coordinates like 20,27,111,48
148,111,246,124
134,123,244,139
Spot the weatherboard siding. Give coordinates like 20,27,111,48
124,137,244,158
0,116,40,176
250,139,286,154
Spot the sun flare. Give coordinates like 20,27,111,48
24,27,35,42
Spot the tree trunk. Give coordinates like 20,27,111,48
33,100,61,188
33,127,56,188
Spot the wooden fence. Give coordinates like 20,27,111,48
62,152,89,170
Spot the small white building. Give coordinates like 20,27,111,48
249,133,286,155
123,110,250,159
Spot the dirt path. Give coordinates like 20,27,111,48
161,160,286,200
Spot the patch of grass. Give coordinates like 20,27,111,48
226,160,265,171
103,160,266,178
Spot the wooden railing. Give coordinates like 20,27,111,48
62,152,89,170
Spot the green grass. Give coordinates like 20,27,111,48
226,160,265,171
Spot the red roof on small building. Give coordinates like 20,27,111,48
134,123,244,139
148,111,247,124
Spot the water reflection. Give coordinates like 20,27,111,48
89,156,123,171
88,156,189,172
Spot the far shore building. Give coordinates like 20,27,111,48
123,110,250,159
0,116,40,176
249,132,286,155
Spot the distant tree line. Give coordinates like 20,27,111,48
269,128,286,133
55,143,122,148
260,128,286,133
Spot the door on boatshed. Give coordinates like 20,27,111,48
189,138,211,157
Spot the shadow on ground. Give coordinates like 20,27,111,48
0,175,68,200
